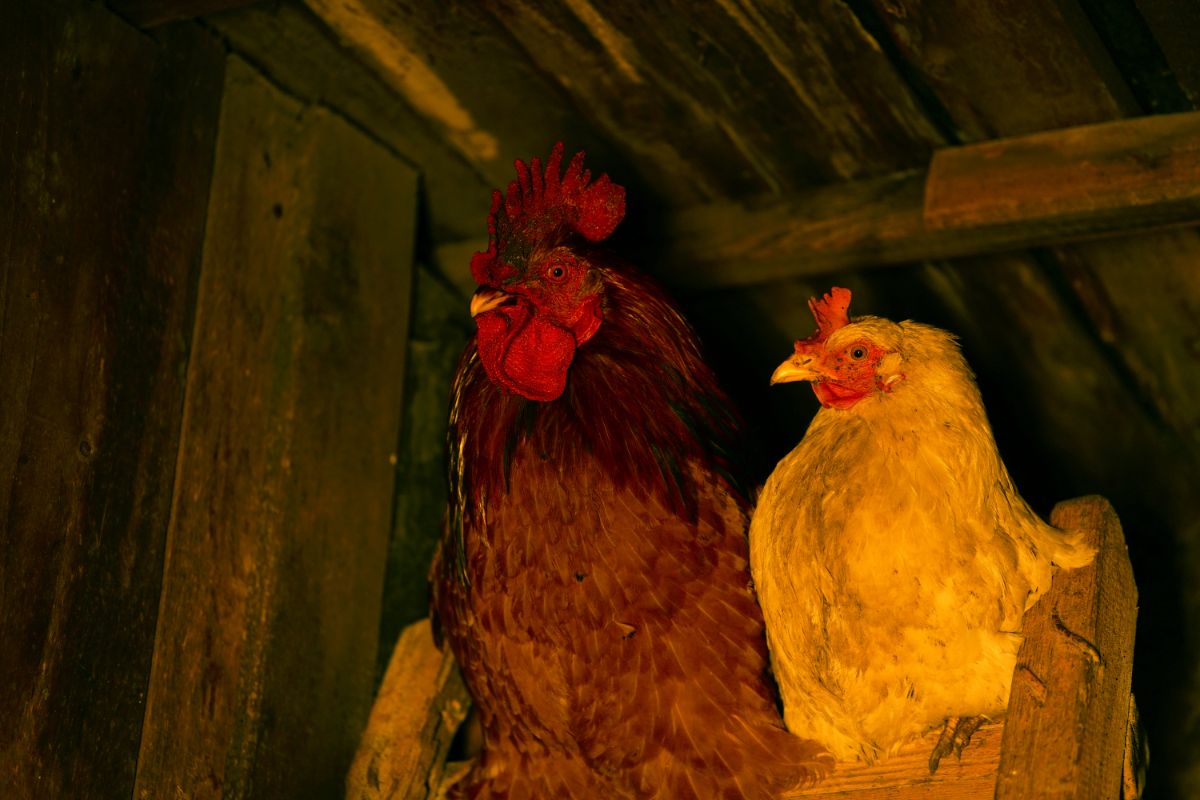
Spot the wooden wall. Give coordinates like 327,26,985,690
0,1,418,796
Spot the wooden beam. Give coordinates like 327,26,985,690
655,111,1200,288
0,2,223,795
347,619,471,800
996,496,1138,799
106,0,264,28
132,57,416,799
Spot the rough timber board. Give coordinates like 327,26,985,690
107,0,262,28
786,723,1000,799
925,112,1200,230
206,1,491,241
132,56,416,798
298,0,941,211
997,497,1137,799
348,618,470,800
0,2,223,795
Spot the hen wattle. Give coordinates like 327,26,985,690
430,145,831,798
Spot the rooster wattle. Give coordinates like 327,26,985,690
749,287,1095,769
430,144,831,798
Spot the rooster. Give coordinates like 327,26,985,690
749,287,1094,769
430,144,831,799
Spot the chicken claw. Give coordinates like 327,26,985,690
928,715,989,773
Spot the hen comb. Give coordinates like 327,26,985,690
795,287,852,353
471,142,626,285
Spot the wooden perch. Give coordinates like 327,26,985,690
346,619,470,800
350,497,1139,799
995,496,1139,799
656,111,1200,287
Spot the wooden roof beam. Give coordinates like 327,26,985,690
657,111,1200,288
106,0,267,29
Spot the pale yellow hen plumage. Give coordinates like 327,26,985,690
750,287,1094,764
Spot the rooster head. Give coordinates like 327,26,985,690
770,287,905,410
468,143,625,402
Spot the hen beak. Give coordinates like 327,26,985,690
770,354,822,385
470,287,514,317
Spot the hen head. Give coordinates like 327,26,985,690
770,287,907,410
469,142,626,402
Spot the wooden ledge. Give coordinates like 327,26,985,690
349,497,1139,799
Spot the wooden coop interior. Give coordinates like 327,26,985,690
2,0,1198,798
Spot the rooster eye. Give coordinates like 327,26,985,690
546,264,567,282
850,346,868,360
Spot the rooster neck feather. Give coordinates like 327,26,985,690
447,264,747,582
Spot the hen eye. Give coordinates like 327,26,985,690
546,264,567,282
850,346,868,360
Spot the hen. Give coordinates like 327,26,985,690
430,144,830,798
749,287,1094,769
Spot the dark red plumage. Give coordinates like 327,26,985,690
432,144,830,798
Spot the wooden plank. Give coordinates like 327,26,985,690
0,1,223,796
786,723,1000,799
205,1,492,241
106,0,263,28
132,56,416,799
866,0,1134,140
650,112,1200,288
298,0,605,194
347,619,471,800
468,0,941,194
299,0,940,212
996,497,1137,799
925,112,1200,230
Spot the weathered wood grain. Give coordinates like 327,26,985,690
786,723,1001,799
107,0,263,28
206,1,492,241
348,619,471,800
132,56,416,799
0,2,223,796
996,497,1137,799
925,111,1200,231
649,112,1200,287
867,0,1135,141
299,0,940,213
299,0,604,193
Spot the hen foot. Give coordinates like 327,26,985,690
928,715,989,773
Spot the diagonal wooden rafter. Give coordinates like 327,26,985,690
652,110,1200,288
106,0,265,28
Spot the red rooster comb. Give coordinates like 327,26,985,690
795,287,852,354
471,142,626,285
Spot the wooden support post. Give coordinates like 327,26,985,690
996,496,1139,798
133,57,417,799
347,619,471,800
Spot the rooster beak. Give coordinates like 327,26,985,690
770,354,822,385
470,287,514,318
